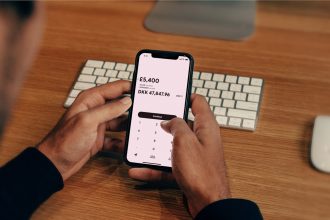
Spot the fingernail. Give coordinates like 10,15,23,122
120,96,132,105
161,120,169,127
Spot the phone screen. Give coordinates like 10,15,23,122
125,51,192,168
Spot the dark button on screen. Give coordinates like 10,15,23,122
138,112,176,120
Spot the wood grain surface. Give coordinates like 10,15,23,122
1,1,330,220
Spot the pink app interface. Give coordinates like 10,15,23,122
127,53,190,167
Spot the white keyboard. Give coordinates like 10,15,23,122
64,60,264,131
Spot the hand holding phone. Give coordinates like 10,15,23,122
38,81,132,181
124,49,194,171
129,94,231,217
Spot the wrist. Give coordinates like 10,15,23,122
187,183,231,217
37,143,71,181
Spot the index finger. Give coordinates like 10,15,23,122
190,94,220,142
191,94,216,123
68,80,131,117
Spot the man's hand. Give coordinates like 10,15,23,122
129,94,230,217
38,80,132,181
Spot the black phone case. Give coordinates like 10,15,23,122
124,49,194,172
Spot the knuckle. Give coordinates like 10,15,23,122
173,133,193,146
76,112,92,126
111,104,126,116
171,117,184,125
170,118,188,131
76,89,90,100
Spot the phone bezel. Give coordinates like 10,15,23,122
123,49,194,172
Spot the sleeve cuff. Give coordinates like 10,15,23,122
195,198,263,220
0,147,64,219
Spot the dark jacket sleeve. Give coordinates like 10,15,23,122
0,147,64,220
195,198,263,220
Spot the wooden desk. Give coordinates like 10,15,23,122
1,1,330,219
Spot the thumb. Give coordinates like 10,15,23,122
161,118,193,137
86,96,132,125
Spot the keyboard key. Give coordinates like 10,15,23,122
251,78,263,86
94,68,106,76
204,81,216,89
214,107,226,116
78,74,96,83
221,91,234,99
217,82,229,90
234,92,247,101
248,94,260,102
208,89,221,98
118,71,130,79
225,75,237,83
81,67,94,75
193,71,200,79
213,74,225,82
103,62,115,69
193,79,204,88
96,76,109,84
74,82,96,90
200,72,212,80
86,60,103,68
210,98,222,106
65,60,264,131
222,99,235,108
127,64,135,72
243,85,261,94
238,76,250,85
230,84,242,92
115,63,127,71
242,119,256,129
69,89,81,98
106,70,118,77
109,78,120,82
236,101,258,111
227,109,256,120
229,117,242,127
65,97,75,107
216,116,228,125
196,88,208,96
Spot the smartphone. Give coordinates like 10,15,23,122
124,49,194,171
